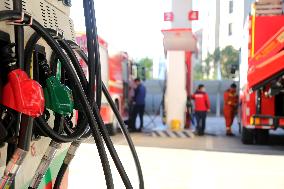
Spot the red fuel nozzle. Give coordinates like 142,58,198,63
1,69,45,117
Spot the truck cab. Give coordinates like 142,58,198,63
239,1,284,144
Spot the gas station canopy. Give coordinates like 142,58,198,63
162,28,197,52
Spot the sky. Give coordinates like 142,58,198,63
70,0,170,60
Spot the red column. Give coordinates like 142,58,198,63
185,51,192,129
185,51,192,96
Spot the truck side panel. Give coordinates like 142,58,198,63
242,89,256,127
261,93,275,116
250,15,284,63
76,34,113,124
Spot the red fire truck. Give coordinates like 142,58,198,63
76,33,134,135
239,1,284,144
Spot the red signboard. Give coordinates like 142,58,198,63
164,12,174,21
188,11,199,21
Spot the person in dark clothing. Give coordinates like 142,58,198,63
191,84,210,136
129,78,146,132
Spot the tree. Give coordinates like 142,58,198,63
212,48,221,63
203,52,213,79
208,46,239,79
212,48,220,79
202,49,221,80
193,63,204,80
137,57,153,80
220,46,239,79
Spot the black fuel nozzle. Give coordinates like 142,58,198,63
34,45,52,85
38,59,52,79
0,43,17,68
0,106,17,145
0,31,17,79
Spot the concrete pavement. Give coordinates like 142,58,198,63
114,116,284,155
69,145,284,189
69,116,284,189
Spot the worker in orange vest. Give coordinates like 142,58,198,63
223,83,238,136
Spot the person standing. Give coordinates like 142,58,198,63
129,78,146,132
223,83,238,136
191,84,210,136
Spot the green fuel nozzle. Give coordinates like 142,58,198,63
39,60,74,115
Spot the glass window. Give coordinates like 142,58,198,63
229,23,232,36
229,0,233,14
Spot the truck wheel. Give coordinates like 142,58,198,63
107,100,119,136
255,129,269,145
241,127,254,144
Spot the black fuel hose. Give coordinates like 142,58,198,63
45,35,133,187
1,11,114,188
53,163,68,188
72,46,144,189
0,9,143,189
13,0,24,69
48,2,136,183
24,32,92,141
24,33,91,189
24,31,89,90
32,20,114,189
83,0,102,109
24,29,134,189
24,32,89,143
102,83,145,189
8,10,132,188
4,2,34,188
54,94,133,187
24,31,92,143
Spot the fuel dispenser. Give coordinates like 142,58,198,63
0,0,144,189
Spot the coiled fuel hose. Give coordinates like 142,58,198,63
0,10,115,188
24,0,142,186
0,5,144,189
69,44,145,189
20,4,137,188
24,30,132,188
24,29,134,188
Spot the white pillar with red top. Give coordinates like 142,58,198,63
162,0,197,128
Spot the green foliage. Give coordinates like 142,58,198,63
193,63,204,80
137,57,153,80
203,46,239,80
219,46,239,79
203,52,213,79
212,48,220,80
213,48,221,63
